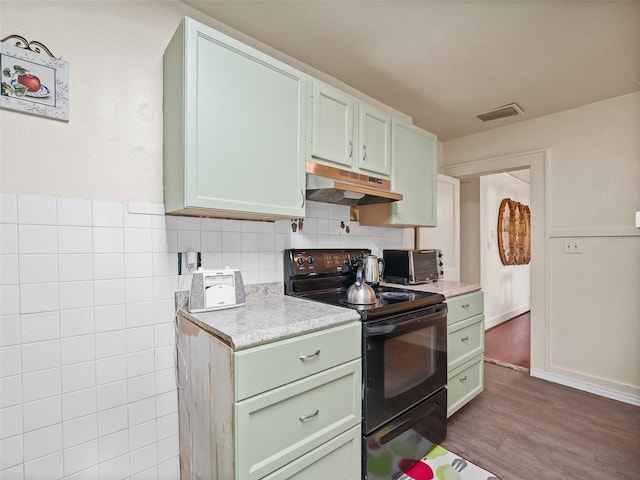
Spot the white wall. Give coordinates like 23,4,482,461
459,178,480,284
443,92,640,403
480,173,530,329
0,2,413,478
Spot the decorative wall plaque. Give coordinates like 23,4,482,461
497,198,531,266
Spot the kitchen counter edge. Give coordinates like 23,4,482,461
177,283,361,351
380,280,482,298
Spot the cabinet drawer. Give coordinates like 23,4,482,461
447,355,484,418
234,322,360,400
447,314,484,371
446,291,483,325
235,360,361,480
261,425,361,480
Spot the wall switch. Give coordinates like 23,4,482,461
563,239,582,254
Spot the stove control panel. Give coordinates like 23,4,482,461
286,249,370,276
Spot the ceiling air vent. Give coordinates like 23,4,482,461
476,103,524,122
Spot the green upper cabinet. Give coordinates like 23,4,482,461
309,81,356,168
308,80,391,178
163,17,307,220
358,103,392,177
389,118,438,226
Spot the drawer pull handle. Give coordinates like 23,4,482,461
461,304,470,309
299,350,321,362
459,376,468,383
299,410,319,422
460,336,469,342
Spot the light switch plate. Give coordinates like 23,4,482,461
636,211,639,228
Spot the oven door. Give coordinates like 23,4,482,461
364,388,447,480
363,303,447,434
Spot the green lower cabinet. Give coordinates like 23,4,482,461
447,355,484,418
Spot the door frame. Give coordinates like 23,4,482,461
443,149,549,373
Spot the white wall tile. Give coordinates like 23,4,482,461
21,311,59,343
97,405,128,437
124,229,152,253
154,391,177,418
60,308,94,338
23,424,62,462
123,211,152,230
157,434,178,463
152,276,178,302
98,453,129,480
154,369,175,395
22,368,61,403
65,464,99,480
59,281,94,310
221,232,241,252
131,465,158,480
21,340,60,373
151,229,175,253
0,194,17,224
18,254,58,284
58,226,93,254
59,254,93,282
0,375,22,408
124,253,153,278
92,201,123,228
95,331,126,359
0,286,19,316
241,232,258,252
61,335,95,365
63,439,98,476
125,278,153,303
176,230,200,252
93,254,124,280
57,198,92,227
153,300,175,326
153,324,174,348
0,316,20,347
127,374,155,403
258,232,275,251
0,345,22,377
200,252,223,270
23,451,63,480
0,255,18,285
95,355,127,386
200,231,222,253
129,444,157,477
18,225,57,254
151,253,175,277
200,218,221,231
94,304,126,333
155,413,178,441
19,283,59,314
1,225,18,254
62,388,96,422
221,252,242,270
22,396,61,432
98,429,129,463
93,280,124,306
93,227,124,254
125,302,154,329
128,397,155,427
175,217,199,231
126,326,154,354
157,456,180,480
242,271,260,285
63,413,98,449
17,195,57,226
241,252,259,271
153,346,174,373
0,405,22,439
129,420,156,452
96,380,127,412
221,219,242,232
0,434,23,470
127,350,154,378
61,361,96,394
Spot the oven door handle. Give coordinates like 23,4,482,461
366,308,447,337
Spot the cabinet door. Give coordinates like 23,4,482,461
310,81,355,168
390,118,438,226
358,103,391,177
165,18,306,219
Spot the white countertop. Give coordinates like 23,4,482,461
380,280,482,298
178,284,360,351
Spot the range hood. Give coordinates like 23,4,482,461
305,162,403,206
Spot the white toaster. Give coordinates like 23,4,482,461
189,267,245,313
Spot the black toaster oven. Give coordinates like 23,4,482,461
383,249,444,284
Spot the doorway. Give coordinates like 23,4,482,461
443,149,548,374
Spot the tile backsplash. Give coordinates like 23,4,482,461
0,193,412,479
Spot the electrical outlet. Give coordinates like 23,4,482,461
563,239,582,254
178,252,201,274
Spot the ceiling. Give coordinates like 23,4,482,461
183,1,640,141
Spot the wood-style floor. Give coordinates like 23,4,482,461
442,362,640,480
484,312,531,370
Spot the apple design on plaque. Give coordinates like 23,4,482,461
4,64,50,98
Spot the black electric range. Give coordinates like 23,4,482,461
283,248,445,320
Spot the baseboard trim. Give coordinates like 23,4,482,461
530,368,640,407
484,305,530,331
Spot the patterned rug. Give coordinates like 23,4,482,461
398,445,500,480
